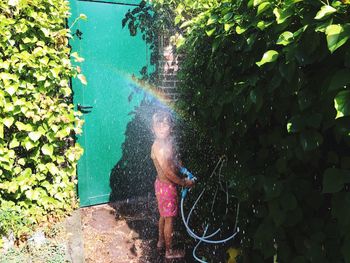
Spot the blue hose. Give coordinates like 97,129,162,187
179,166,240,263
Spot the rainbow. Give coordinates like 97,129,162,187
122,71,187,120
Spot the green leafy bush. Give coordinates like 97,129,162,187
127,0,350,262
0,207,31,238
0,0,83,240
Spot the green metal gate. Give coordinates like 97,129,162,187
69,0,150,206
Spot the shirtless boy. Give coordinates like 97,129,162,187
151,111,194,259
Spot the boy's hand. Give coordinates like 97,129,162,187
184,178,195,188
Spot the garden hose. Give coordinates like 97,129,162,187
179,159,240,263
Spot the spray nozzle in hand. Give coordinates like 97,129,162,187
180,167,196,199
180,167,197,181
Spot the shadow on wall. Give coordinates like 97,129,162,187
109,98,158,202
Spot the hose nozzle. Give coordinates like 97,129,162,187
180,167,197,181
180,167,197,199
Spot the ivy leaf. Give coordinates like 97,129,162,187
257,20,273,30
56,155,65,164
40,27,51,37
314,5,336,20
18,158,25,166
180,20,193,29
223,12,233,21
7,182,19,193
205,28,216,37
62,88,72,97
293,25,308,39
5,85,18,96
273,7,293,24
3,117,14,128
28,131,42,142
15,121,33,132
8,0,19,6
24,140,35,150
41,144,54,156
300,131,323,151
322,168,347,193
0,73,17,81
253,0,267,7
25,189,40,200
328,69,350,91
334,90,350,118
206,15,218,26
236,25,247,34
224,23,234,32
285,0,303,3
9,137,20,148
174,15,181,25
55,192,65,201
67,152,76,162
276,31,294,46
325,24,350,53
176,36,185,48
22,168,32,177
47,163,59,175
257,2,271,15
256,50,279,67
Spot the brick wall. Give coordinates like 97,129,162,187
157,35,180,101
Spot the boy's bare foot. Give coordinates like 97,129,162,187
165,249,185,259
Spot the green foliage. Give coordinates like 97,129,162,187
0,0,84,241
0,207,31,238
129,0,350,261
122,0,175,83
0,241,69,263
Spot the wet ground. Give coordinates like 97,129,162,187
78,196,206,263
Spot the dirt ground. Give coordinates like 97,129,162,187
80,196,202,263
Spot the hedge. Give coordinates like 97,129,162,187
126,0,350,262
0,0,84,240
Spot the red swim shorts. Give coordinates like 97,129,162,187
155,179,178,217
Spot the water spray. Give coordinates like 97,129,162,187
179,156,240,263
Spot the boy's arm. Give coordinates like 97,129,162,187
162,158,186,186
162,157,194,187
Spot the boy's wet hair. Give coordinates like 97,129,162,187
152,110,173,127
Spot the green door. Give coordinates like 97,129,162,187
69,0,150,206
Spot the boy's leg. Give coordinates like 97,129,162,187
164,217,185,259
157,216,165,248
164,216,173,252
